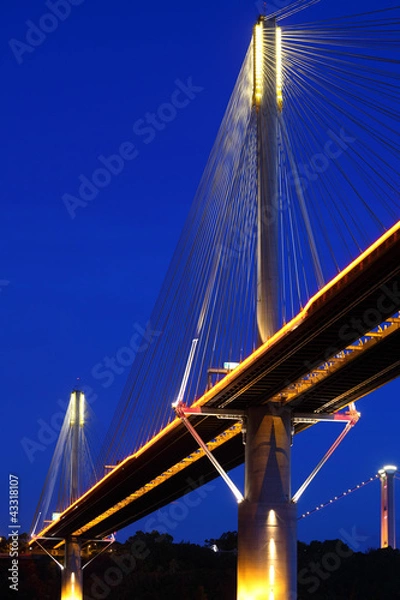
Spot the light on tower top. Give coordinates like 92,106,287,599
70,391,77,425
276,26,283,111
79,392,85,426
253,19,283,111
379,465,398,475
254,20,264,107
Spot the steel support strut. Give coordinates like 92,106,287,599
176,399,359,600
292,405,360,503
238,405,297,600
174,404,244,503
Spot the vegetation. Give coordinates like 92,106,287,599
0,531,399,599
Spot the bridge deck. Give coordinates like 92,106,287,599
35,222,400,545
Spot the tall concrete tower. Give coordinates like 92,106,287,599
237,17,297,600
255,15,281,345
61,390,86,600
378,465,397,549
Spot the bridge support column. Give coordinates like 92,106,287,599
237,406,297,600
61,537,83,600
379,465,397,549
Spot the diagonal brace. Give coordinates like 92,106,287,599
82,538,115,570
30,538,64,569
292,404,360,503
174,403,244,503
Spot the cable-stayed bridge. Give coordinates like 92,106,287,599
30,3,400,599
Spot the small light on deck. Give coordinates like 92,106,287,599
223,361,240,370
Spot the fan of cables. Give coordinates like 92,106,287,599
31,392,99,535
95,4,399,475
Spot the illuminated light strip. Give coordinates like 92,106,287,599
71,423,242,536
190,220,400,414
70,391,76,425
269,318,400,407
269,565,275,585
302,220,400,311
79,393,85,427
34,415,189,539
315,320,400,413
253,21,264,106
298,474,380,520
35,220,400,541
276,26,282,111
269,538,276,559
381,465,397,472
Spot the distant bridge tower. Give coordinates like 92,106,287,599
237,16,297,600
378,465,397,549
61,390,85,600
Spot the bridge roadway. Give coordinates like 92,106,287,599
36,222,400,546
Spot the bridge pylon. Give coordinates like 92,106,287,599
255,15,281,345
175,18,363,600
61,536,83,600
237,405,297,599
61,390,85,600
238,16,298,600
31,389,114,600
178,402,359,600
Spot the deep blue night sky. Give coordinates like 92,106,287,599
0,0,398,550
